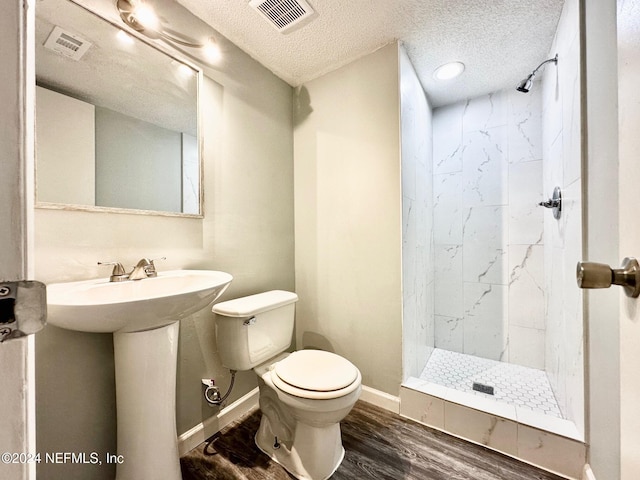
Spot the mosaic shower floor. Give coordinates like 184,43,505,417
419,348,563,418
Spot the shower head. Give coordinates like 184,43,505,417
516,74,535,93
516,54,558,93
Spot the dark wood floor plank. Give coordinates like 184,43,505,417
181,401,564,480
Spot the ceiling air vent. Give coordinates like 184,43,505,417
43,26,92,61
249,0,315,34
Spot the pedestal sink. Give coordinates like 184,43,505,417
46,270,233,480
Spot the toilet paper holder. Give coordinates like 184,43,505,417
576,257,640,298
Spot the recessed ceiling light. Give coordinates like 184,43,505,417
433,61,465,81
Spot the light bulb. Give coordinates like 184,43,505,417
133,2,160,31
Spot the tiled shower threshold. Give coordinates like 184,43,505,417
402,348,583,442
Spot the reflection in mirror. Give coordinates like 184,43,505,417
35,0,201,216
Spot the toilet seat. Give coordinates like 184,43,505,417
271,350,361,400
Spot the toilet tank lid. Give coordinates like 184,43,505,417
212,290,298,317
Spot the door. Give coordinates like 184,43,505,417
584,0,640,478
617,1,640,477
0,0,35,479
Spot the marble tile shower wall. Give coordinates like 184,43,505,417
400,47,435,380
540,0,584,437
432,88,545,369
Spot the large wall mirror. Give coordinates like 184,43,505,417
35,0,202,216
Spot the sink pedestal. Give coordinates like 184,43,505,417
46,270,233,478
113,322,181,480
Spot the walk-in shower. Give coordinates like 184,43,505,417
401,0,584,442
416,82,571,423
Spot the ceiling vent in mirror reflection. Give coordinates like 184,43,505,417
43,25,92,61
250,0,315,34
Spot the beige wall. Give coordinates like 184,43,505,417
35,50,294,479
293,43,403,395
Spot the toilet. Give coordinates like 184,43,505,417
212,290,362,480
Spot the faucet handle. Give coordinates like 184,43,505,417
97,261,129,282
145,257,166,278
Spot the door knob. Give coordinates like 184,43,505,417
576,257,640,298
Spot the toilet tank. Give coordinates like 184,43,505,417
212,290,298,371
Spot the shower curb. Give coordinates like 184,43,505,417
399,384,586,480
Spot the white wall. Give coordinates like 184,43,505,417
399,46,434,380
293,43,403,395
541,0,584,439
432,88,545,368
35,52,294,480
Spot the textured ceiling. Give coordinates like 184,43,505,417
177,0,565,107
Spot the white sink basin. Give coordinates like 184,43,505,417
47,269,233,333
46,268,233,479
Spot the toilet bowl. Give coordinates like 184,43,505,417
212,291,362,480
254,350,362,480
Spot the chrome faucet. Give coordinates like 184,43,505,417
98,257,165,282
128,258,153,280
129,257,165,280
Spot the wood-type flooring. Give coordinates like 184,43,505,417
181,400,565,480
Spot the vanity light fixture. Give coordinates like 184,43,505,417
116,0,222,63
433,61,465,81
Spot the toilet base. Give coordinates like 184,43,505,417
255,412,345,480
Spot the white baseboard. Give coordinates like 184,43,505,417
360,385,400,414
178,384,399,456
583,465,597,480
178,387,259,456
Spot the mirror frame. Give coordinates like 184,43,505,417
34,0,204,219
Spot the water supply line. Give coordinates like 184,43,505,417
203,370,237,406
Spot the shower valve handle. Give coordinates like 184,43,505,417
576,257,640,298
539,199,561,208
539,186,562,219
